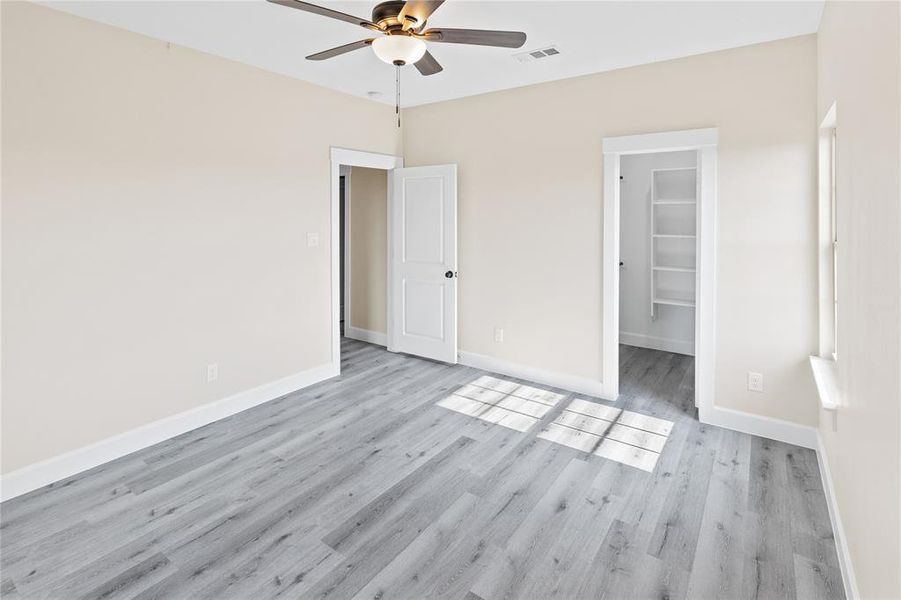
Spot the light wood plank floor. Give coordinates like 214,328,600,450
0,339,843,599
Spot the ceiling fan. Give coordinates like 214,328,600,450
266,0,528,76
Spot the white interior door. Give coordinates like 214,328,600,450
389,164,457,363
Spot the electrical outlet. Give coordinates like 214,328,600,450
747,371,764,392
494,327,504,343
207,363,218,383
307,232,319,247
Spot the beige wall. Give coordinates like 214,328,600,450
0,2,400,473
816,2,901,597
348,167,388,335
404,35,820,426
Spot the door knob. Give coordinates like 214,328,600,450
445,270,455,279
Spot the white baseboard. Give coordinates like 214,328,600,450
620,331,694,356
0,362,338,502
698,404,818,449
345,326,387,347
815,432,859,600
458,351,614,400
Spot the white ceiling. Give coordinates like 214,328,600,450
42,0,824,107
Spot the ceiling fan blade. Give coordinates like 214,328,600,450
267,0,381,31
398,0,445,30
306,39,374,61
421,28,527,48
414,50,443,76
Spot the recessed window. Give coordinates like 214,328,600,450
818,103,838,360
830,126,838,358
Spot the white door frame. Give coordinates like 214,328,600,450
602,128,718,414
330,147,404,371
340,164,352,339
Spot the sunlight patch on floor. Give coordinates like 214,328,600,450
436,375,565,432
538,398,673,472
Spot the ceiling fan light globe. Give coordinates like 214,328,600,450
372,35,427,66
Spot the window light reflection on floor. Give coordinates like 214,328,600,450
538,398,673,472
436,375,565,432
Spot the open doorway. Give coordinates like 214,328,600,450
618,150,698,411
601,128,717,419
341,165,390,348
330,148,403,369
329,148,458,372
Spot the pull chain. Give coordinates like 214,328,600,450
395,64,401,128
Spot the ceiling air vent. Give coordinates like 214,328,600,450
514,45,561,63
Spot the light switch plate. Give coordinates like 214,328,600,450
494,328,504,343
307,232,319,247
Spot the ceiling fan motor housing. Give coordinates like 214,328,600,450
372,1,411,30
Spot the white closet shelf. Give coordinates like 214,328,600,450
653,199,696,205
653,295,696,308
650,165,698,319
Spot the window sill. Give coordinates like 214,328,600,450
809,355,841,411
